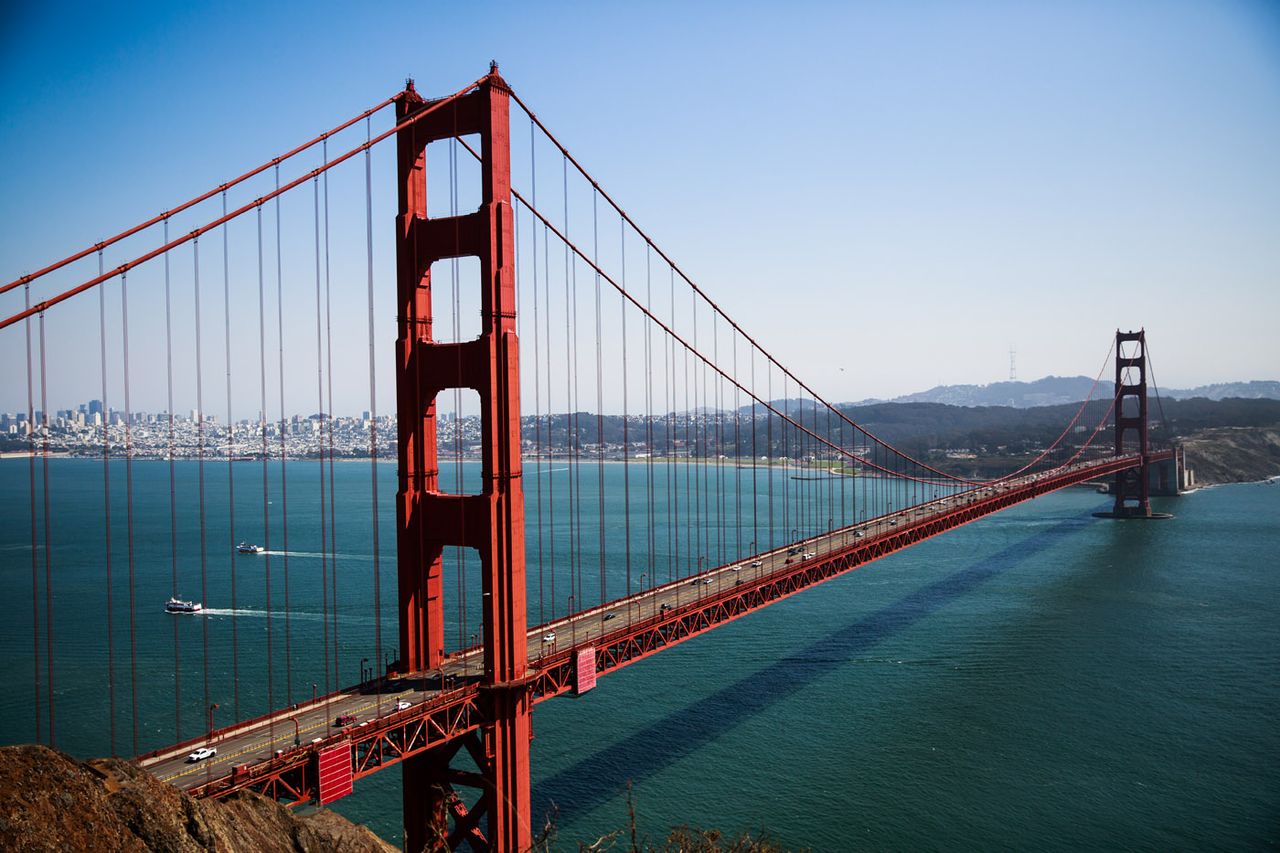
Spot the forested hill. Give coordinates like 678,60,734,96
854,376,1280,408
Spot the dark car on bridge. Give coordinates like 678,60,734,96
334,713,357,727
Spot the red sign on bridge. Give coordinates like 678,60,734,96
574,646,597,695
316,743,353,804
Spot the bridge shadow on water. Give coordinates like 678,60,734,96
533,509,1099,824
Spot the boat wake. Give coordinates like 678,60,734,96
257,550,375,562
198,607,375,625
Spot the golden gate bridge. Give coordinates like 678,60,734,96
0,65,1179,851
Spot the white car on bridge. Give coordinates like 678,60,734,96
186,746,217,763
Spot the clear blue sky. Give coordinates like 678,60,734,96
1,1,1278,416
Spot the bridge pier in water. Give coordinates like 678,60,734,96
395,66,532,852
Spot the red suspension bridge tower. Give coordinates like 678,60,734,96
395,64,532,851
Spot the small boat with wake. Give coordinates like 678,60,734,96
236,542,265,554
165,597,202,614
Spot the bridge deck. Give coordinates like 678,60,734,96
137,452,1169,802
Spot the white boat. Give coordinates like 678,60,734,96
236,542,265,554
165,597,202,614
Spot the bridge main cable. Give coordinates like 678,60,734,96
0,95,400,298
0,73,493,330
507,90,980,487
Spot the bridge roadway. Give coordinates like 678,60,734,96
138,451,1164,801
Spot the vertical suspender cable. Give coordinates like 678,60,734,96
644,246,655,591
164,220,181,739
529,121,545,629
620,219,631,608
119,270,139,753
767,365,774,551
782,375,790,542
222,191,240,722
720,323,727,566
683,312,693,580
593,191,605,608
665,267,674,588
257,205,275,724
275,166,293,706
543,176,556,624
322,142,340,689
25,283,42,745
120,271,140,755
96,250,114,754
312,176,331,697
194,237,211,729
733,329,741,561
570,172,583,609
693,300,702,577
751,346,758,557
563,155,576,616
364,117,384,703
38,309,55,745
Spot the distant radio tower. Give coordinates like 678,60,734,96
1009,346,1017,381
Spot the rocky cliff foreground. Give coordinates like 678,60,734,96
0,745,394,853
1181,427,1280,487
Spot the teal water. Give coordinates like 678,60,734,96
1,459,1277,849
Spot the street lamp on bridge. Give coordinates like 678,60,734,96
207,703,219,739
568,595,576,647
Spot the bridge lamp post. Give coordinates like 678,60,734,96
289,715,300,747
207,703,219,739
311,683,317,706
568,595,576,647
469,634,478,678
790,527,798,543
361,657,369,686
640,573,648,619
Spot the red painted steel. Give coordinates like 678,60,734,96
316,742,354,804
394,64,531,853
574,647,597,695
0,75,491,333
0,96,399,298
1111,329,1152,516
187,453,1171,813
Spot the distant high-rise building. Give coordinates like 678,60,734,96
88,399,104,416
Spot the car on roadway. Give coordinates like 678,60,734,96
186,747,217,763
395,700,413,711
602,612,617,621
701,578,713,585
542,631,556,643
334,713,357,727
659,603,672,611
750,560,762,568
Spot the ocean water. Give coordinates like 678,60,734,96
0,459,1276,850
